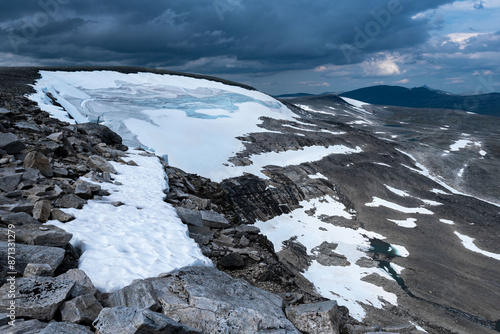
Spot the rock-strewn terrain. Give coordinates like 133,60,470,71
1,67,499,334
0,68,371,334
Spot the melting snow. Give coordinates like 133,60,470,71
454,231,500,261
385,185,411,197
387,218,417,228
46,151,211,292
439,219,455,225
366,197,434,215
212,145,363,182
255,195,400,320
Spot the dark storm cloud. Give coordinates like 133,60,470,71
0,0,455,72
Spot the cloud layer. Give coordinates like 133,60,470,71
0,0,498,94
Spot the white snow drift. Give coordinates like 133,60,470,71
47,151,211,292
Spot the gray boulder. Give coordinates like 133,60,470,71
0,132,25,154
0,211,39,227
75,181,93,199
51,208,76,222
23,151,53,177
32,200,52,223
175,207,203,227
200,210,230,229
219,252,246,269
285,301,340,334
88,155,117,174
15,224,72,247
61,294,103,325
0,319,47,333
106,279,159,311
60,269,98,299
0,241,65,275
55,194,87,209
0,174,22,192
0,276,75,320
94,307,201,334
39,322,94,334
76,123,123,146
113,266,300,333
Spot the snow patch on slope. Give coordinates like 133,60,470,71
46,151,211,292
256,196,402,320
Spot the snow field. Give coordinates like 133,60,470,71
46,150,211,292
256,195,405,320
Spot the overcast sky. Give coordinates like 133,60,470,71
1,0,499,95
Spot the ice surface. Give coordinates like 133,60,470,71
30,71,295,181
46,151,211,292
256,196,402,320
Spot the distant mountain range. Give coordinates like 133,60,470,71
338,85,500,117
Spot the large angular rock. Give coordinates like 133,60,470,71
15,224,72,247
0,212,39,227
75,181,93,199
175,207,203,227
32,200,52,223
0,276,75,320
106,279,159,311
76,123,123,146
88,155,117,174
219,252,246,269
0,319,47,333
0,174,22,192
114,266,300,333
39,322,94,334
55,194,87,209
23,151,53,177
0,241,65,275
0,132,25,154
94,307,201,334
285,301,340,334
60,294,103,325
60,269,97,299
51,208,76,223
200,210,230,229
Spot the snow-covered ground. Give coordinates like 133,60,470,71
255,195,405,320
30,71,295,180
46,150,211,292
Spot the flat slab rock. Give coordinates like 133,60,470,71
0,276,74,321
0,241,65,275
106,266,300,333
94,307,201,334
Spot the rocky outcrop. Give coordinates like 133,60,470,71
285,301,340,334
0,276,75,320
94,307,201,334
104,266,300,334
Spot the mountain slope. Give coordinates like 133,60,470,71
340,85,500,117
23,68,500,333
